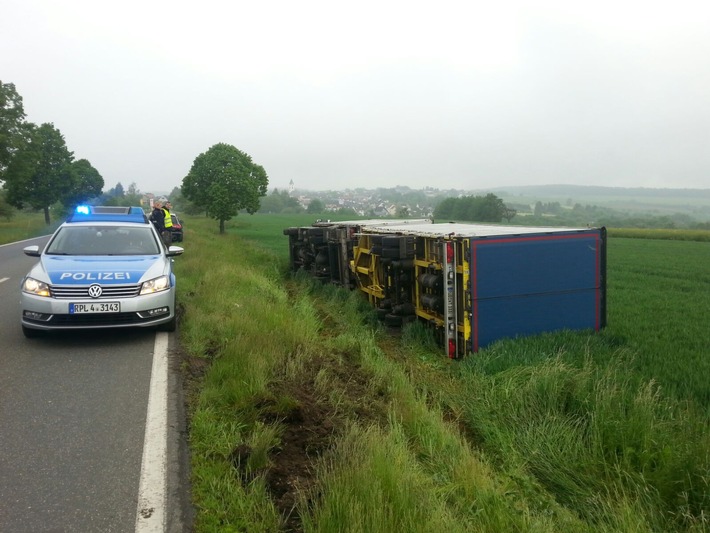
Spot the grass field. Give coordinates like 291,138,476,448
176,213,710,532
0,211,58,245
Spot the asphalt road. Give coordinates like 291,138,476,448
0,237,191,532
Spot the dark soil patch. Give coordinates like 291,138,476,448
256,352,388,532
181,354,210,427
182,345,390,533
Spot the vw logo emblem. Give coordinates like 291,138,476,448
88,284,103,298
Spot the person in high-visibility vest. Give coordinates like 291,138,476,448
161,201,174,246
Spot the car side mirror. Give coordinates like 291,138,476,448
23,245,41,257
167,246,184,257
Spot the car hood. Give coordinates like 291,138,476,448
33,255,167,285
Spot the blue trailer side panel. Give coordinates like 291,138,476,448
470,230,604,351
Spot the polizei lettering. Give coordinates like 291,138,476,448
59,272,131,281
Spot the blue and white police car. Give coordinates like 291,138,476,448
20,205,184,338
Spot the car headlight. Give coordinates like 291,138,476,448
140,275,171,295
22,277,51,297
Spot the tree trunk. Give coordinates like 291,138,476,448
219,219,225,234
44,206,51,225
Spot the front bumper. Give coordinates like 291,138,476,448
21,289,176,330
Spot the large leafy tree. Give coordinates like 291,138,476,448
4,123,75,224
63,158,104,208
0,81,29,178
182,143,268,233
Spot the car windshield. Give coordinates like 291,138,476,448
45,226,161,256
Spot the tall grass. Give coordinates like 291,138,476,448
293,275,592,533
179,213,710,532
177,215,323,531
455,343,710,531
0,211,57,245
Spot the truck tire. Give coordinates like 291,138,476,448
384,314,403,327
382,236,402,248
382,247,401,258
376,308,390,320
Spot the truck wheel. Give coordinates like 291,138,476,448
382,236,402,248
384,314,403,327
382,247,401,258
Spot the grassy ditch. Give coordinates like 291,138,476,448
177,214,710,532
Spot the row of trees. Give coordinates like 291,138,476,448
2,81,270,231
433,193,515,222
0,81,103,224
258,188,303,213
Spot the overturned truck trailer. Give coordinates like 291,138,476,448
284,220,606,358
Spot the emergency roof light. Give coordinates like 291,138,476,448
66,205,149,224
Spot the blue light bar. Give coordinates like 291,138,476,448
66,206,149,223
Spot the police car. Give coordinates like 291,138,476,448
20,205,184,338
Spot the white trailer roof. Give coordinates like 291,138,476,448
361,222,595,238
313,218,432,227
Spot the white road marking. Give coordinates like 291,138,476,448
135,332,168,532
0,277,9,284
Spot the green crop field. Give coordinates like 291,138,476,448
607,237,710,404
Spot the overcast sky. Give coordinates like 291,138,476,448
2,0,709,194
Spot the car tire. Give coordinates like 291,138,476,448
22,325,42,339
159,315,177,332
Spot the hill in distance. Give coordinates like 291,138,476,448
474,184,710,216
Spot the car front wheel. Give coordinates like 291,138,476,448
158,315,176,332
22,325,42,339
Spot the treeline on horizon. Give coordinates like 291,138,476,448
257,188,710,231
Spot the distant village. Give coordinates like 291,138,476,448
277,180,458,218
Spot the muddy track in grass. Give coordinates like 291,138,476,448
182,341,391,532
